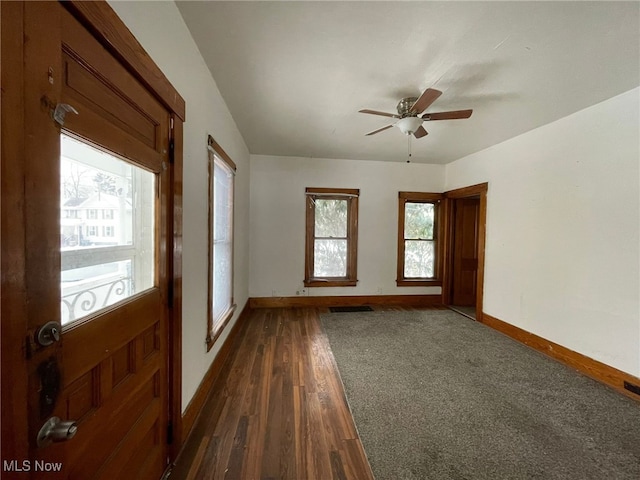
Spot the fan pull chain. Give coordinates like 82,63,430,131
407,135,412,163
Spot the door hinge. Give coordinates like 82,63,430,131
168,117,175,164
166,421,174,445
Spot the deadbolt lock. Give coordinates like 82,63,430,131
36,321,61,347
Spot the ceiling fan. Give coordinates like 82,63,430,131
359,88,472,138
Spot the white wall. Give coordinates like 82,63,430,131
108,1,251,410
446,87,640,377
106,2,639,401
249,155,445,298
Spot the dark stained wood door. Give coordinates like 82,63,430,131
20,3,171,478
451,197,480,306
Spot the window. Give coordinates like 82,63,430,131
103,209,114,219
305,187,359,287
206,135,236,351
397,192,443,286
60,134,154,325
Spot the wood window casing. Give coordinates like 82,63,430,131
397,191,443,287
206,135,237,351
304,187,359,287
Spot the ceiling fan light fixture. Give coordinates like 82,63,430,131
396,116,423,135
360,87,472,139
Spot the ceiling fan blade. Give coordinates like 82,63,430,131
409,88,442,114
359,109,400,118
422,109,473,121
413,126,428,138
365,125,394,136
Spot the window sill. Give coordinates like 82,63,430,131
396,279,442,287
304,278,358,288
206,303,237,352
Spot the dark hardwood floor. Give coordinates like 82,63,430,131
170,307,375,480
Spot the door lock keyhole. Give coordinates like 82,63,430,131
36,321,61,347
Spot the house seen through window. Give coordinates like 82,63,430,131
60,133,155,325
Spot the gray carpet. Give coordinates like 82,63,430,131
320,310,640,480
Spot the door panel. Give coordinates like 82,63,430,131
22,2,170,478
62,290,161,381
60,9,166,172
452,198,480,306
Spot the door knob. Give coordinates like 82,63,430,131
36,321,61,347
37,417,78,448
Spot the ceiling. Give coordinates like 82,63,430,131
177,1,639,165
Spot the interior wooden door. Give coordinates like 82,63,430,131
21,3,171,478
451,197,480,306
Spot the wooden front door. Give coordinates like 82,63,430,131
7,3,173,478
451,197,480,306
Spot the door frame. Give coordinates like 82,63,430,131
1,0,186,467
442,183,488,321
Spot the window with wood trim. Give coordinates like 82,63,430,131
397,192,443,286
305,188,359,287
206,135,237,351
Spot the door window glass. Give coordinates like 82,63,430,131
60,134,155,325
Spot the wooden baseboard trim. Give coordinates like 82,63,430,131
180,300,251,444
481,313,640,401
249,294,442,309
